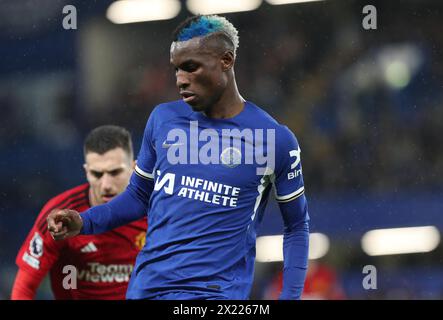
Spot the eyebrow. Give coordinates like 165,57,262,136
88,167,125,174
171,59,199,67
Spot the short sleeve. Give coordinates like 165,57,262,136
273,126,305,203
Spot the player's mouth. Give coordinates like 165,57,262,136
180,91,197,103
101,194,116,202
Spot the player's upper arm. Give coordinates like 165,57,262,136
273,126,305,203
134,107,158,181
273,126,309,229
16,203,66,277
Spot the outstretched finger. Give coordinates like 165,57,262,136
51,229,68,240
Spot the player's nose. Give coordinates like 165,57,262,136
100,173,114,192
176,70,190,89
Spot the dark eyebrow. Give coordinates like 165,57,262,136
89,168,124,176
173,59,199,69
108,168,124,175
90,170,104,178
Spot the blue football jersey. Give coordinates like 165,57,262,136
126,100,306,299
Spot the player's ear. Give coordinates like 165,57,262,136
221,50,234,71
83,163,88,176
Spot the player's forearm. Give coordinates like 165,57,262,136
278,194,310,300
81,173,152,235
11,269,43,300
280,221,309,300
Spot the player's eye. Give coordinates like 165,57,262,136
184,63,198,72
109,169,123,177
176,61,199,73
90,171,104,179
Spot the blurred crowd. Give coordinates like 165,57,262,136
2,2,443,196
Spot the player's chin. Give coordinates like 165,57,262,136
184,97,203,110
188,101,207,112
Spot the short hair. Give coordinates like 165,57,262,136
173,15,239,56
84,125,133,159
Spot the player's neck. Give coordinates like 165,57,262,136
203,81,244,119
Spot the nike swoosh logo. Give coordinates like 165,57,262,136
162,142,184,148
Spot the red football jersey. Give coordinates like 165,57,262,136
16,183,147,300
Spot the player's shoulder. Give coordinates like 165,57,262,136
29,184,89,238
246,101,298,142
46,183,89,205
150,100,192,121
38,184,89,218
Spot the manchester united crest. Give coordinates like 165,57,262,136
135,232,146,250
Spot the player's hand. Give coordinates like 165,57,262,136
47,209,83,241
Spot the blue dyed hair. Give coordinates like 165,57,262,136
173,15,239,55
177,16,224,41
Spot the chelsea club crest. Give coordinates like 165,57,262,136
220,147,242,168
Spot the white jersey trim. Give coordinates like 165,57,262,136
135,165,154,180
275,186,305,202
